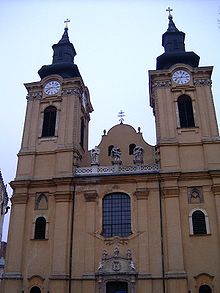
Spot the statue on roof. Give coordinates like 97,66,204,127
111,145,122,165
133,145,144,165
91,146,100,165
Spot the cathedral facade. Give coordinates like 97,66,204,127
1,13,220,293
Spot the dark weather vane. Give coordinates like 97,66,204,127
118,110,125,124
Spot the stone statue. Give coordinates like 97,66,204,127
91,146,100,165
111,145,122,164
133,145,144,164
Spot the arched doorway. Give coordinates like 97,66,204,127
106,281,128,293
30,286,41,293
199,284,212,293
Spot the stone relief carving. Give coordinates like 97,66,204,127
97,247,137,275
194,79,212,87
26,92,43,100
61,87,82,97
188,187,203,204
96,248,137,293
152,80,171,89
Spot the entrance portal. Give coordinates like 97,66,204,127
106,281,128,293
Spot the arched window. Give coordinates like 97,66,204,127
80,117,85,148
30,286,41,293
199,284,212,293
192,210,207,234
42,106,57,137
34,217,46,239
177,95,195,128
102,193,132,238
129,144,136,155
189,208,210,235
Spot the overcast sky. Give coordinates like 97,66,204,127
1,0,220,240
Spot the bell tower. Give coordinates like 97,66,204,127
17,23,93,181
149,9,220,172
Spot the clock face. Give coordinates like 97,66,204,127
44,81,61,95
172,70,190,85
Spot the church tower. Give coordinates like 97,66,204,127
149,9,219,173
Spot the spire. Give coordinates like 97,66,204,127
156,8,200,70
38,19,80,79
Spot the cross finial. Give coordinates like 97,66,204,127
166,7,173,18
64,18,70,29
118,110,125,124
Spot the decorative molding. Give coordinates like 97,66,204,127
162,188,179,197
2,272,23,280
97,247,137,275
75,163,159,176
84,190,98,202
165,271,187,279
54,192,72,202
193,79,212,87
152,80,171,89
26,91,43,100
212,185,220,194
61,87,82,97
28,274,45,281
49,273,69,280
134,188,149,200
104,236,128,246
11,194,28,204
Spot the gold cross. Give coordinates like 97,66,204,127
64,18,70,29
166,7,173,17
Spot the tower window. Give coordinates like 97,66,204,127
192,210,207,234
178,95,195,128
42,106,57,137
189,208,210,235
34,216,46,239
102,192,132,238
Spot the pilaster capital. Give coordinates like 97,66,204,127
162,188,179,198
134,188,149,200
84,190,98,202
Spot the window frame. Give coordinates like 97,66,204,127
32,215,48,240
189,208,210,236
102,192,132,238
176,94,195,128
